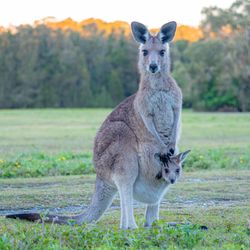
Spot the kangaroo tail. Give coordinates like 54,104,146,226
6,213,78,225
6,177,117,225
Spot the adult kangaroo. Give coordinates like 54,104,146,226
7,21,186,229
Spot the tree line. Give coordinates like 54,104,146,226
0,0,249,111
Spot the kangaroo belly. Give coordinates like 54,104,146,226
133,178,168,204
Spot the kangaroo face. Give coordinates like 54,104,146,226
156,150,191,184
139,37,169,74
131,21,177,75
162,158,182,184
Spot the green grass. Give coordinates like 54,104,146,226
0,109,250,177
0,170,250,249
0,109,110,157
1,109,250,157
0,148,249,178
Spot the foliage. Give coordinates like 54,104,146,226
172,0,250,111
0,221,207,249
0,26,138,108
201,0,250,36
0,152,93,178
0,0,249,111
184,148,250,170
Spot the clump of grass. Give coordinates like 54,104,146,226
184,147,250,170
0,152,94,178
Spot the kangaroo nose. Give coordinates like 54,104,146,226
170,179,175,184
149,64,158,73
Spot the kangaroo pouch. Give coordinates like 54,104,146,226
138,143,162,174
133,143,168,204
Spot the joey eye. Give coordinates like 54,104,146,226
165,168,169,174
159,50,165,57
142,50,148,56
176,169,180,174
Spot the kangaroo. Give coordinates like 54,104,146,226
6,21,186,229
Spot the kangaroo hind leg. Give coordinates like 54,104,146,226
116,181,137,230
77,177,117,224
113,159,138,230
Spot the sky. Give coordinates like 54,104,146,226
0,0,236,28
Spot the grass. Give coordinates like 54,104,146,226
0,170,250,249
0,109,250,248
0,109,110,157
0,148,249,178
1,109,250,157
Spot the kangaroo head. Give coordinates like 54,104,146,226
156,150,191,184
131,21,176,75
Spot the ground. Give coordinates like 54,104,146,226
0,109,249,249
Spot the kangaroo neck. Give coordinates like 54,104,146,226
139,72,171,91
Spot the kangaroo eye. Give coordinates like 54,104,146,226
176,169,180,174
142,50,148,56
165,168,169,174
159,50,165,56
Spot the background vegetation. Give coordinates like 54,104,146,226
0,0,249,111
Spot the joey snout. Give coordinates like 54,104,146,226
163,170,177,184
155,167,178,184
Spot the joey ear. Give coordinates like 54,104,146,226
177,150,191,163
131,21,150,44
157,21,177,44
172,150,191,164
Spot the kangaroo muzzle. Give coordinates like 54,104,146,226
149,63,158,73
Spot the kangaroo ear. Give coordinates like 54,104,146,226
172,150,191,164
131,21,150,44
157,21,177,44
177,150,191,163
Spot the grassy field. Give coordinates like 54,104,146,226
0,109,250,249
1,109,250,156
0,109,249,177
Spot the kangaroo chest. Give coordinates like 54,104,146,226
133,176,169,204
148,90,176,140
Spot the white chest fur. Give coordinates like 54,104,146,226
133,176,169,205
